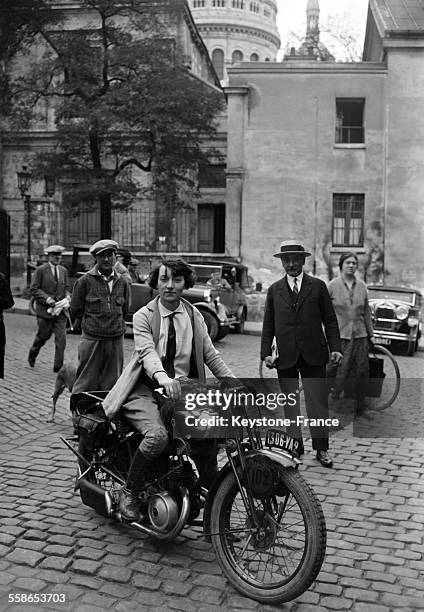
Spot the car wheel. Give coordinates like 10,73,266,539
216,325,230,341
200,310,219,342
29,297,37,316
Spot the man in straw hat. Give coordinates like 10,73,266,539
28,245,71,372
261,240,342,468
70,239,130,396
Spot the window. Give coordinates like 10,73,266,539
232,0,244,7
212,49,224,80
193,0,205,6
250,2,259,13
250,53,259,61
264,8,270,17
332,194,364,247
335,98,365,144
198,164,226,188
198,204,225,252
212,0,225,6
232,50,244,64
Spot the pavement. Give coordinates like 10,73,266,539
0,311,423,611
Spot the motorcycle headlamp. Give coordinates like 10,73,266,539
395,305,409,320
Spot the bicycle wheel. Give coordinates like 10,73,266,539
210,465,326,604
365,345,400,411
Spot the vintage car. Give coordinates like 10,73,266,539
61,246,231,342
189,260,249,334
367,284,422,356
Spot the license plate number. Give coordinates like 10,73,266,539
265,429,300,455
375,337,391,346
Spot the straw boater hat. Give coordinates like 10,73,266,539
89,239,119,256
273,240,311,258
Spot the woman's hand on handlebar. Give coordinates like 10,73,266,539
154,372,182,400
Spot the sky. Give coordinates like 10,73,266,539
275,0,370,60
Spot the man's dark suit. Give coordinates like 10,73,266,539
29,263,70,370
261,273,341,451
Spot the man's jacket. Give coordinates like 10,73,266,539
260,273,341,369
70,267,130,338
30,263,70,319
103,296,234,418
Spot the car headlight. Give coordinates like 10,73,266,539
395,305,409,320
407,316,419,328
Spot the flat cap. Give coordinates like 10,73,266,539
45,244,65,254
89,239,119,256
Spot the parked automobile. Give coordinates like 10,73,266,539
367,284,422,356
189,260,249,334
62,246,231,342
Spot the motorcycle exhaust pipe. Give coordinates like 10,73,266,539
117,487,191,541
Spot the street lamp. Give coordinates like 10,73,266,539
17,166,33,288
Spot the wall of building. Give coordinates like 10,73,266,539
384,47,424,289
225,62,388,287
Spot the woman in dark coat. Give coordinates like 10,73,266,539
0,272,14,378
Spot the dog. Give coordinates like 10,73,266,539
49,362,77,423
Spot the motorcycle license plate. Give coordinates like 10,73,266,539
265,429,300,456
375,337,391,346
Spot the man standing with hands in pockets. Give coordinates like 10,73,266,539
261,240,342,468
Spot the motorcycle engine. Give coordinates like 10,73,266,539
147,492,179,532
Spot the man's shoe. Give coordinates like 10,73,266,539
119,487,141,522
28,352,36,368
53,366,61,373
316,451,333,468
356,406,374,421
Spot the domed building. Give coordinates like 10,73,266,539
189,0,280,82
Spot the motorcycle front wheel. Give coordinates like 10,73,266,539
210,466,326,604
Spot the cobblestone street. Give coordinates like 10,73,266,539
0,312,423,611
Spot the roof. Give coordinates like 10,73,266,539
372,0,424,32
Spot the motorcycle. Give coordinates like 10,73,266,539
62,383,327,605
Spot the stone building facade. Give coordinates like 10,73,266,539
189,0,280,82
0,0,224,292
224,0,424,290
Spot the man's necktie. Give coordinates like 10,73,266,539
163,314,176,378
293,277,298,298
54,265,58,283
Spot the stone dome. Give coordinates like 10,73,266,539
189,0,281,83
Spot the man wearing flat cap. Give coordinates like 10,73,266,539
28,245,71,372
261,240,342,468
70,239,130,396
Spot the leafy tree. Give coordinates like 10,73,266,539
6,0,225,238
0,0,58,110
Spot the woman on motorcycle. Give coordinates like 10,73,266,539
103,258,237,522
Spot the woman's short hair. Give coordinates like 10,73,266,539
338,251,359,270
149,258,196,289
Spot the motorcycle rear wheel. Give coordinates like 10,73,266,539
210,466,326,604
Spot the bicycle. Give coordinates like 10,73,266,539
259,344,400,412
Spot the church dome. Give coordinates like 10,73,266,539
189,0,281,82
